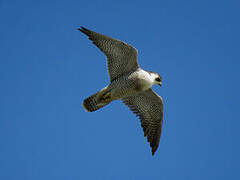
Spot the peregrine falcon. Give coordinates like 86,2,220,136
78,26,163,155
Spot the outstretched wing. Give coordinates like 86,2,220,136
122,89,163,155
78,26,139,82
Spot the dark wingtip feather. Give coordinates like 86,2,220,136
80,26,87,30
77,26,84,33
151,147,157,156
77,26,91,36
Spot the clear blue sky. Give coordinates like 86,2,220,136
1,0,240,179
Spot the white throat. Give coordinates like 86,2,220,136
137,69,157,88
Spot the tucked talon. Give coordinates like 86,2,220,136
101,92,111,101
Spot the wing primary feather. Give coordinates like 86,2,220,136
78,26,139,82
77,26,92,36
121,89,163,156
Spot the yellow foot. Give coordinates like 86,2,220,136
100,92,111,102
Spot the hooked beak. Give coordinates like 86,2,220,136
159,82,162,87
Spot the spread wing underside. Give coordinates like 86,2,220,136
122,89,163,155
78,26,139,82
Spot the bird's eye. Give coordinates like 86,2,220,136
155,77,160,82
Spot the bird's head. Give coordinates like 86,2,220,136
152,73,162,87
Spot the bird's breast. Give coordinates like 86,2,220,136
109,71,154,99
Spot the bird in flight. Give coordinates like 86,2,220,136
78,26,163,155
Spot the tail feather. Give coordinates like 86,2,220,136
82,87,111,112
82,96,99,112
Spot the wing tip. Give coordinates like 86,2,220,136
77,26,91,35
149,135,160,156
151,146,158,156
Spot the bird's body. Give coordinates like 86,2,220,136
78,27,163,155
108,69,156,99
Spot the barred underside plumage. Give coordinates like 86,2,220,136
78,27,139,82
122,89,163,155
82,87,111,112
82,95,99,112
78,26,164,155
